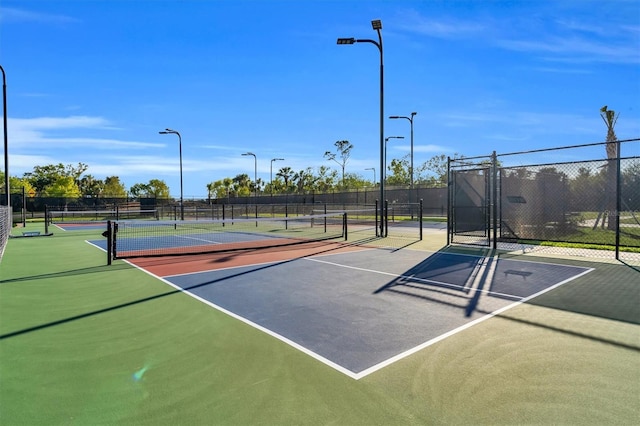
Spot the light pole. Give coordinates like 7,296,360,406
389,112,417,189
159,128,183,220
384,136,404,185
242,152,257,198
338,19,384,237
270,158,284,196
1,65,8,209
365,167,376,186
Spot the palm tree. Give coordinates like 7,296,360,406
599,106,619,230
276,167,294,193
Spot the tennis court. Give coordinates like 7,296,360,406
3,217,639,424
89,231,593,379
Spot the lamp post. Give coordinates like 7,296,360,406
389,112,417,189
270,158,284,196
365,167,376,186
384,136,404,185
242,152,257,198
1,65,8,209
159,128,183,220
338,19,384,237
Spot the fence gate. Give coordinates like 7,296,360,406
449,167,491,246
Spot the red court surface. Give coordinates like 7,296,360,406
129,240,368,276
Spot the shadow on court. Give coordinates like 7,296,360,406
161,246,596,376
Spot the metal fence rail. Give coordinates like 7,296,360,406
0,205,10,261
448,138,640,262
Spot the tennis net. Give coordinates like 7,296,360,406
109,211,347,259
48,208,158,224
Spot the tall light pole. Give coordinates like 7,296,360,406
384,136,404,185
270,158,284,196
159,128,183,220
242,152,257,199
338,19,384,237
389,112,417,189
365,167,376,186
1,65,9,209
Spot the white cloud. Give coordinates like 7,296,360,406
0,7,78,24
396,9,486,39
8,116,162,149
497,36,640,64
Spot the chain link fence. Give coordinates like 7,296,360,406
449,139,640,263
0,205,10,261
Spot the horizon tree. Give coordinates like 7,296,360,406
324,140,353,189
599,106,619,230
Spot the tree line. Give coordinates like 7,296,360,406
0,140,451,200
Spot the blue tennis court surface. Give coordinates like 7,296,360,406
156,248,592,379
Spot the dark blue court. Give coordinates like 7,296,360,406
159,248,592,379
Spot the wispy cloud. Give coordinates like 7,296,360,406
394,144,452,153
395,9,486,39
0,6,79,24
398,8,639,64
12,116,110,130
9,116,163,149
439,110,602,137
497,36,640,64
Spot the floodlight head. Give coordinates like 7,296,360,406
337,38,356,45
158,131,168,134
389,116,400,119
242,152,255,156
371,19,382,30
411,112,417,116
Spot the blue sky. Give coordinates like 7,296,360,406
1,0,639,198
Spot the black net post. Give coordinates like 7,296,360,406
44,205,49,235
104,220,112,266
384,199,389,238
343,212,348,240
419,199,423,241
375,199,379,237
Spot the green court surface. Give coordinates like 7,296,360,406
1,222,638,425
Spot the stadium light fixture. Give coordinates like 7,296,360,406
270,158,284,197
384,136,404,184
389,112,417,190
242,152,257,199
365,167,376,186
337,19,384,236
158,128,183,220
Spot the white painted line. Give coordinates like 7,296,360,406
121,254,594,381
305,256,524,300
355,266,594,379
123,259,361,380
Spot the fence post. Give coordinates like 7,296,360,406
446,157,451,246
492,151,498,250
615,142,621,260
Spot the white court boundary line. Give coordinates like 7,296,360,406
125,259,360,379
125,251,593,380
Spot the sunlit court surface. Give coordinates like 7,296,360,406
2,0,640,422
122,242,593,379
1,218,639,425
